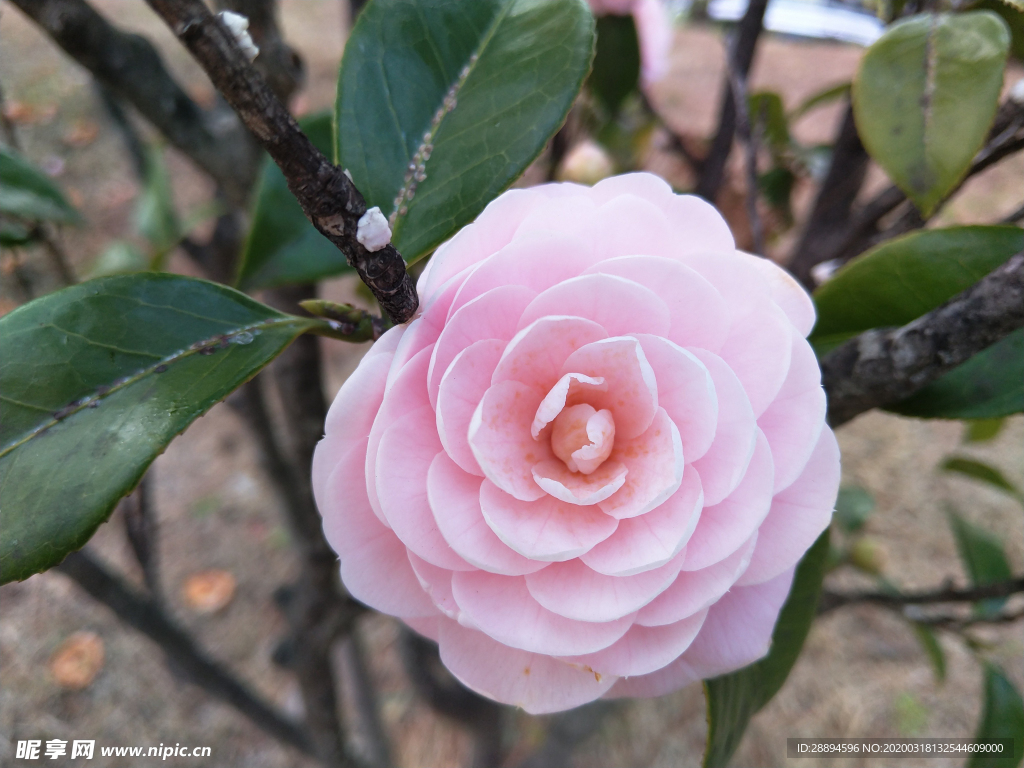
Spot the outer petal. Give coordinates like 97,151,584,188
531,459,628,505
562,608,708,678
636,533,757,626
582,466,702,577
407,552,460,620
436,339,506,476
741,251,816,336
376,406,474,571
560,336,659,440
717,297,793,417
586,256,730,352
479,479,619,561
517,273,671,337
438,618,616,714
683,428,774,571
321,441,436,618
451,572,635,656
736,427,839,586
492,316,608,393
428,453,547,576
606,567,794,698
591,172,675,208
677,250,771,318
660,195,736,256
525,552,685,622
468,379,550,501
585,194,678,262
599,408,684,520
687,349,757,506
428,284,536,409
757,331,827,493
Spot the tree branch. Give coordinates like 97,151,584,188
144,0,418,323
818,576,1024,614
727,47,763,255
55,549,314,756
822,252,1024,426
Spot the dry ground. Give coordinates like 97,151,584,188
1,2,1022,766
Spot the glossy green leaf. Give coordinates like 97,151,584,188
852,12,1010,216
942,456,1024,502
590,14,640,115
703,531,830,768
812,226,1024,341
834,486,876,533
788,81,851,121
0,274,317,583
337,0,594,263
887,328,1024,419
947,509,1013,617
0,146,82,225
969,663,1024,768
0,218,34,246
235,113,348,290
910,621,946,683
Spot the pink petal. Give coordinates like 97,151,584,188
737,427,839,586
428,284,536,409
510,193,599,244
479,479,619,561
385,287,451,390
428,453,548,576
321,440,437,619
636,533,757,626
436,339,506,476
525,552,685,622
591,172,675,207
582,466,702,576
516,274,671,337
717,297,793,417
585,255,730,351
531,373,608,439
687,349,757,506
677,250,771,316
742,251,816,336
468,379,550,501
586,194,678,262
407,552,460,620
635,335,718,463
683,428,774,571
365,345,434,526
758,331,827,493
451,571,635,655
563,608,708,677
362,322,406,362
661,195,736,256
599,408,684,520
376,405,474,571
560,336,659,440
606,568,793,699
531,459,629,505
438,617,616,714
404,616,440,642
491,316,607,393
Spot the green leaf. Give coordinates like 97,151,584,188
0,218,34,246
946,509,1013,617
87,241,150,278
337,0,594,263
812,226,1024,341
965,417,1007,442
703,531,830,768
834,485,876,533
748,91,789,157
235,113,350,290
788,81,851,121
942,456,1023,502
969,663,1024,768
590,14,640,115
852,12,1010,216
970,0,1024,60
134,144,179,257
0,274,316,584
910,621,946,683
0,146,82,226
887,328,1024,419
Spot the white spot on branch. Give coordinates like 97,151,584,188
217,11,259,63
357,207,392,252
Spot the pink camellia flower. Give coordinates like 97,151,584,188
589,0,673,86
313,173,839,714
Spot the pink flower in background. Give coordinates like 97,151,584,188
589,0,673,86
313,173,839,714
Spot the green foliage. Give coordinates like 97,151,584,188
88,241,150,278
941,456,1024,503
0,145,82,227
947,509,1013,617
235,113,349,290
969,663,1024,768
134,144,179,260
910,622,946,683
0,274,318,584
970,0,1024,60
703,532,830,768
788,81,851,121
336,0,594,263
834,486,876,533
965,417,1007,442
590,14,640,115
748,91,789,158
852,12,1010,216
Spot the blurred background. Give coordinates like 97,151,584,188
0,1,1022,765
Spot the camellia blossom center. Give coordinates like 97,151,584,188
550,403,616,475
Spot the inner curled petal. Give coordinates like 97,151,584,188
551,404,615,475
